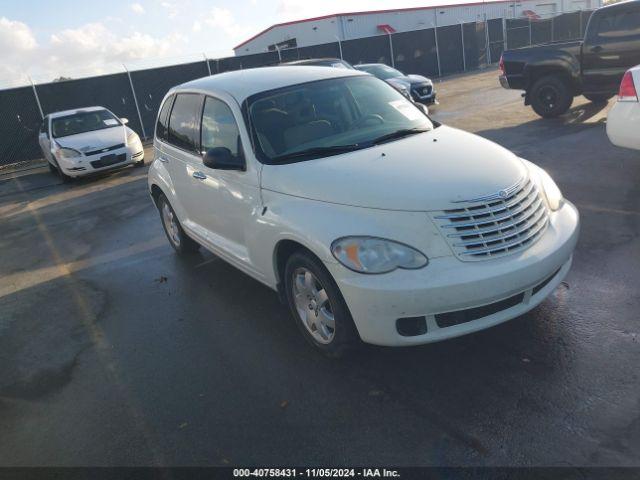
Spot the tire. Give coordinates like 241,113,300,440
584,93,613,103
54,161,73,183
134,159,145,168
48,162,57,174
284,251,360,358
157,194,200,255
530,75,573,119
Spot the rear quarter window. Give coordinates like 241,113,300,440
156,95,174,142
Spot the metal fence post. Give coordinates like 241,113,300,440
551,15,554,42
503,17,508,51
123,64,147,140
485,18,492,65
203,53,212,75
334,36,343,60
460,22,466,72
529,17,533,45
29,76,44,120
388,33,395,68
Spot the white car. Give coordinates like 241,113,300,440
148,66,579,356
607,65,640,151
38,106,145,181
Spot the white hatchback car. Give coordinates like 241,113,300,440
148,67,579,357
607,65,640,151
39,106,144,181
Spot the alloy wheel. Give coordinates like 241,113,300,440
292,267,335,344
162,202,181,247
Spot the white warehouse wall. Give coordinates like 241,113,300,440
234,0,602,56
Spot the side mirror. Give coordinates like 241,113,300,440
414,102,429,116
120,117,129,125
202,147,245,171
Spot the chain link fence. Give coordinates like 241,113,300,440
0,9,593,170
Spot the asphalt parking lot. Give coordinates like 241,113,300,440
1,68,638,467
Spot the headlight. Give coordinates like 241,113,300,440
331,236,428,274
55,147,82,160
537,168,564,211
127,131,140,144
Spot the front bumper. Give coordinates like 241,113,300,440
326,200,579,346
57,145,144,177
411,84,437,105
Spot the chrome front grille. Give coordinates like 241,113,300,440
432,178,549,260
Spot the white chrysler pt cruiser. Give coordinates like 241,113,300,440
148,67,579,357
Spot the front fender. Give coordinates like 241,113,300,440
249,190,453,287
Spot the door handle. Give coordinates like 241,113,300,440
157,156,168,163
590,45,603,53
192,171,207,180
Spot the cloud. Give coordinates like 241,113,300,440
130,3,145,14
202,7,252,40
0,17,38,86
0,17,186,87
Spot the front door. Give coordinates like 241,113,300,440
191,95,261,269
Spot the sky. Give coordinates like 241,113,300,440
0,0,487,87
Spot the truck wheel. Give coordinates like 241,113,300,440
584,93,613,104
284,251,360,358
530,75,573,119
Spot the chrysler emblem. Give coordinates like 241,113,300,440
499,190,508,198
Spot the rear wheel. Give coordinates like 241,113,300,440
48,162,57,174
284,251,359,358
530,75,573,118
157,194,200,255
584,93,613,103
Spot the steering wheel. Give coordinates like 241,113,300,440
355,113,384,127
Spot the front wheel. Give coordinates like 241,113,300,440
157,194,200,255
284,252,360,358
584,93,613,103
530,75,573,118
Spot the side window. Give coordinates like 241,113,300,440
156,95,174,142
201,96,242,158
167,93,202,153
592,8,640,41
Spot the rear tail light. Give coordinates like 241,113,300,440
499,55,505,75
618,71,638,102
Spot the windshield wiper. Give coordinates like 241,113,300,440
271,144,363,163
368,127,430,146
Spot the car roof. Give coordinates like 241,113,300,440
175,66,366,103
49,106,107,119
355,64,387,68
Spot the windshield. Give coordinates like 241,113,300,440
247,76,432,164
357,65,404,80
52,109,121,138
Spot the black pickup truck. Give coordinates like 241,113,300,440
499,0,640,118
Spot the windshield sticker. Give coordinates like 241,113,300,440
103,119,119,126
389,100,421,121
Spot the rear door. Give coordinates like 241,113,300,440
163,92,205,230
582,3,640,93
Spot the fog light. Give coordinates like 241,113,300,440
396,316,427,337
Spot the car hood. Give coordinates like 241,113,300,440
261,126,528,211
55,126,129,153
405,74,431,85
